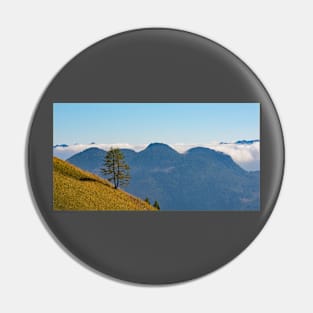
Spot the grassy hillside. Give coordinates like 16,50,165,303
53,157,157,211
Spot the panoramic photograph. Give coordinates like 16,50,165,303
53,103,260,211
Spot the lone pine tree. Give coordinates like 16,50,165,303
101,148,130,189
153,200,160,210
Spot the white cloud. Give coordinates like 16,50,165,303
53,141,260,171
205,142,260,171
168,142,260,171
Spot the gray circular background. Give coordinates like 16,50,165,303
27,28,284,284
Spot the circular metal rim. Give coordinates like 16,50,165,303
27,28,285,285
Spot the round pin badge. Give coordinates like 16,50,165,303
27,28,284,284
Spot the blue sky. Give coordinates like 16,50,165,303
53,103,259,145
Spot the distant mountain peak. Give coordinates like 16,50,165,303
235,139,259,145
219,139,259,145
186,146,231,160
187,146,215,153
66,147,105,161
147,142,170,148
145,142,176,152
53,144,69,148
81,147,104,153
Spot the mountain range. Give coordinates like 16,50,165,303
66,143,260,211
219,139,260,145
53,140,260,170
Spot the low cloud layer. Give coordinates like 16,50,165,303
53,141,260,171
189,142,260,171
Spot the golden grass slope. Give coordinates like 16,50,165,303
53,157,157,211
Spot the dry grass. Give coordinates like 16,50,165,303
53,157,157,211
